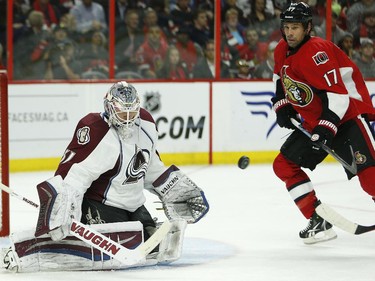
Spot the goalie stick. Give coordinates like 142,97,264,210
290,118,357,174
315,202,375,235
0,183,171,265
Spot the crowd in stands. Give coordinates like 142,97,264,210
1,0,375,80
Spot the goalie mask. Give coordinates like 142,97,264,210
104,81,140,139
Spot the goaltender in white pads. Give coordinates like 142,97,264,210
1,81,209,272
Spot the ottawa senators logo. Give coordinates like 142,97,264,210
354,151,367,165
281,66,313,107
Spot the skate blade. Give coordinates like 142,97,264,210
302,228,338,245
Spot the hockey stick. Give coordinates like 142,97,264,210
290,118,357,174
0,183,171,265
315,202,375,235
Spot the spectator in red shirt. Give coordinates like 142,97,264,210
157,45,190,79
238,28,268,69
135,25,169,78
173,25,203,74
33,0,61,28
143,7,169,42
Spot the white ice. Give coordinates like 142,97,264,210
1,163,375,281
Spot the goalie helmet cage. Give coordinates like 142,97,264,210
0,70,9,237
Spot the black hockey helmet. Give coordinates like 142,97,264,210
280,2,312,26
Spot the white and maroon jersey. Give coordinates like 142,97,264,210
52,108,166,212
273,36,375,131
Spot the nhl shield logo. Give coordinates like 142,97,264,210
143,91,161,113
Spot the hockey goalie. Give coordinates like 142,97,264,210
1,81,209,272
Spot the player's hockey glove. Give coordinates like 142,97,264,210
271,97,298,129
311,120,338,152
152,165,209,224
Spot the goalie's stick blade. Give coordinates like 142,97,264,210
316,203,375,235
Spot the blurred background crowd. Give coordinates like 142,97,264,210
0,0,374,81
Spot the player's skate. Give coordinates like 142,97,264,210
1,247,18,272
299,212,337,244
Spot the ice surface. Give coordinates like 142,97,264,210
1,163,375,280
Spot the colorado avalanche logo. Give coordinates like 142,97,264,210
76,126,90,145
123,145,150,184
312,51,329,65
281,66,313,107
143,91,161,113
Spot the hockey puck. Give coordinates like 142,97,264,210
238,156,250,169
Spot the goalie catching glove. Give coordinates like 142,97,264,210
152,165,209,223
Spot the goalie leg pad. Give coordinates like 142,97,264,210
3,222,144,272
152,165,209,223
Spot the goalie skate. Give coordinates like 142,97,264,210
299,212,337,244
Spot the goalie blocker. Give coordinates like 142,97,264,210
152,165,209,224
